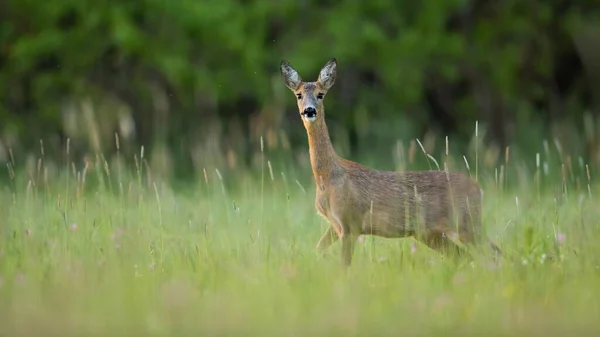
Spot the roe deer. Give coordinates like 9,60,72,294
280,58,495,267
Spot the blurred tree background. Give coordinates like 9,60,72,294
1,0,600,184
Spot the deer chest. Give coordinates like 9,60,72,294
315,192,331,218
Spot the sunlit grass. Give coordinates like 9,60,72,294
1,134,600,336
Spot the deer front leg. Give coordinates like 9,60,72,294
340,233,357,267
316,226,339,252
330,211,357,267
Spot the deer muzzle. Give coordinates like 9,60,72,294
302,107,317,122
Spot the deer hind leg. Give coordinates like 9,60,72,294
316,226,339,252
423,232,464,258
422,215,464,258
340,233,358,267
459,196,483,245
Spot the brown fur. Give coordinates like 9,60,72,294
281,58,487,266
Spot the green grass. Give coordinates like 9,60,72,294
1,147,600,336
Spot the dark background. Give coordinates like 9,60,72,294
1,0,599,183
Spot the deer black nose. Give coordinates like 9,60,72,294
303,107,316,117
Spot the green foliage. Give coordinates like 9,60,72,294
0,0,598,171
1,150,600,334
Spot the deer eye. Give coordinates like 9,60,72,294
316,93,324,100
296,93,302,100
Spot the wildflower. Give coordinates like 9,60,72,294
410,242,417,254
160,279,198,311
111,228,124,241
357,236,364,244
70,223,78,231
487,261,499,271
433,293,453,311
452,272,466,285
15,273,25,284
556,232,566,245
280,263,298,279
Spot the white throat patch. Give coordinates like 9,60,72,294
304,115,316,123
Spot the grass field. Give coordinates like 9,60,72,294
1,140,600,336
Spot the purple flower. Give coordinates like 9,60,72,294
111,228,124,241
487,261,499,271
452,272,466,285
556,232,566,245
14,273,25,284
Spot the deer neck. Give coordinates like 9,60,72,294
305,115,341,186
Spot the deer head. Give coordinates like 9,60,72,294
280,58,337,124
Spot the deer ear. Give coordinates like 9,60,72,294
317,58,337,90
281,60,302,91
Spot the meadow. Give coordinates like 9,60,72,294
1,133,600,336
